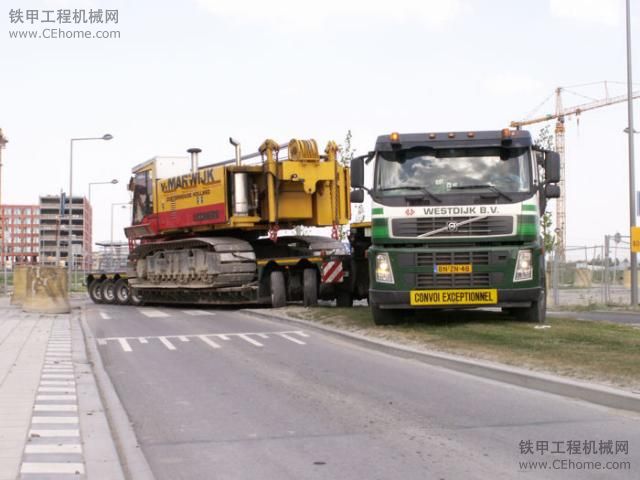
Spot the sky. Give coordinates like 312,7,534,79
0,0,638,259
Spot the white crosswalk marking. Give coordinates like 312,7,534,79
118,338,132,352
199,335,221,349
25,444,82,453
139,337,148,344
99,311,111,320
178,336,190,342
182,310,216,316
158,336,176,350
238,334,263,347
138,308,170,318
279,333,306,345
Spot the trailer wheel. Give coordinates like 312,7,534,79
101,280,116,304
114,279,131,305
370,304,400,325
335,289,353,308
88,279,104,304
129,287,144,306
270,271,286,308
302,268,318,307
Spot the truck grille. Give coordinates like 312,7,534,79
392,216,513,237
415,272,491,289
416,251,490,267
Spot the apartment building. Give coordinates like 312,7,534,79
0,204,40,267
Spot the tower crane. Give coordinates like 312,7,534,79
511,81,640,262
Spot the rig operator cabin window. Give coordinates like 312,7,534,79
132,171,153,224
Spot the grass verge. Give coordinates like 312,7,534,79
283,306,640,391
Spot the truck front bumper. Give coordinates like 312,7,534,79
369,287,542,309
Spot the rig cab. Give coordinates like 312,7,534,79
351,129,561,325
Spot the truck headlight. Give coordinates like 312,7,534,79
375,252,394,284
513,249,533,282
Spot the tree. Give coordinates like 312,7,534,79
335,130,355,241
534,126,556,254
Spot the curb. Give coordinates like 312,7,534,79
80,307,156,480
242,308,640,414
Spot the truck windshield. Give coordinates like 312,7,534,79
375,147,532,195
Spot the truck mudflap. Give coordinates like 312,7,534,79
369,287,543,309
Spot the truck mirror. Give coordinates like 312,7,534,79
350,189,365,203
545,151,561,183
351,157,365,188
545,184,560,199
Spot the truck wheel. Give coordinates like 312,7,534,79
515,289,546,323
129,287,144,306
303,268,318,307
101,280,116,304
270,271,286,308
371,304,399,325
336,289,353,307
88,279,104,304
114,279,131,305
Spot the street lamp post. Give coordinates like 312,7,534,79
87,179,118,270
110,203,130,246
69,134,113,286
625,0,637,306
0,129,8,295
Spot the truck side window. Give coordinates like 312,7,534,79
132,171,153,224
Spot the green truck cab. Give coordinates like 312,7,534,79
350,129,561,325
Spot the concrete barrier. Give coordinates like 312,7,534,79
22,266,70,314
10,265,28,306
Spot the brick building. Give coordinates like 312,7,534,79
0,204,40,267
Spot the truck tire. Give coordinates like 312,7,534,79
514,288,546,323
270,271,286,308
303,268,318,307
371,304,400,325
88,279,104,304
114,278,131,305
129,287,144,306
335,289,353,307
101,279,116,305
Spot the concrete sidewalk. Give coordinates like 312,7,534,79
0,296,124,480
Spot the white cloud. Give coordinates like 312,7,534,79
195,0,468,29
549,0,622,27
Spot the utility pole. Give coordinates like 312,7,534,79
626,0,637,306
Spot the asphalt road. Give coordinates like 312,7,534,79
85,302,640,480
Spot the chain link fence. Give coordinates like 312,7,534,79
548,235,634,307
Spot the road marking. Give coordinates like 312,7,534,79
158,336,176,350
178,336,190,342
138,337,148,344
97,338,107,346
279,333,306,345
32,416,79,424
21,462,84,474
99,311,111,320
45,353,71,357
198,335,221,349
182,310,216,316
41,374,74,379
29,429,79,437
138,308,169,318
43,367,73,372
238,334,263,347
218,334,230,340
36,394,77,401
40,380,75,386
38,387,76,393
25,444,82,453
295,331,310,338
118,338,132,352
257,333,269,339
34,404,77,412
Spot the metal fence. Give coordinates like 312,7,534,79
548,235,634,307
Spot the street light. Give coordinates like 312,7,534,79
69,134,113,285
87,178,118,269
0,129,8,294
625,0,637,306
110,202,131,246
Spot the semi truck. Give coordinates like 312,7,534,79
350,129,560,325
86,137,358,307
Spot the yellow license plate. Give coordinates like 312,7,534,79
410,289,498,306
435,264,472,274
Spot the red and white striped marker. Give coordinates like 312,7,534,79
321,260,344,283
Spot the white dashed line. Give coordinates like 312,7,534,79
138,308,169,318
21,462,85,474
198,335,221,349
25,444,82,454
158,336,176,350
